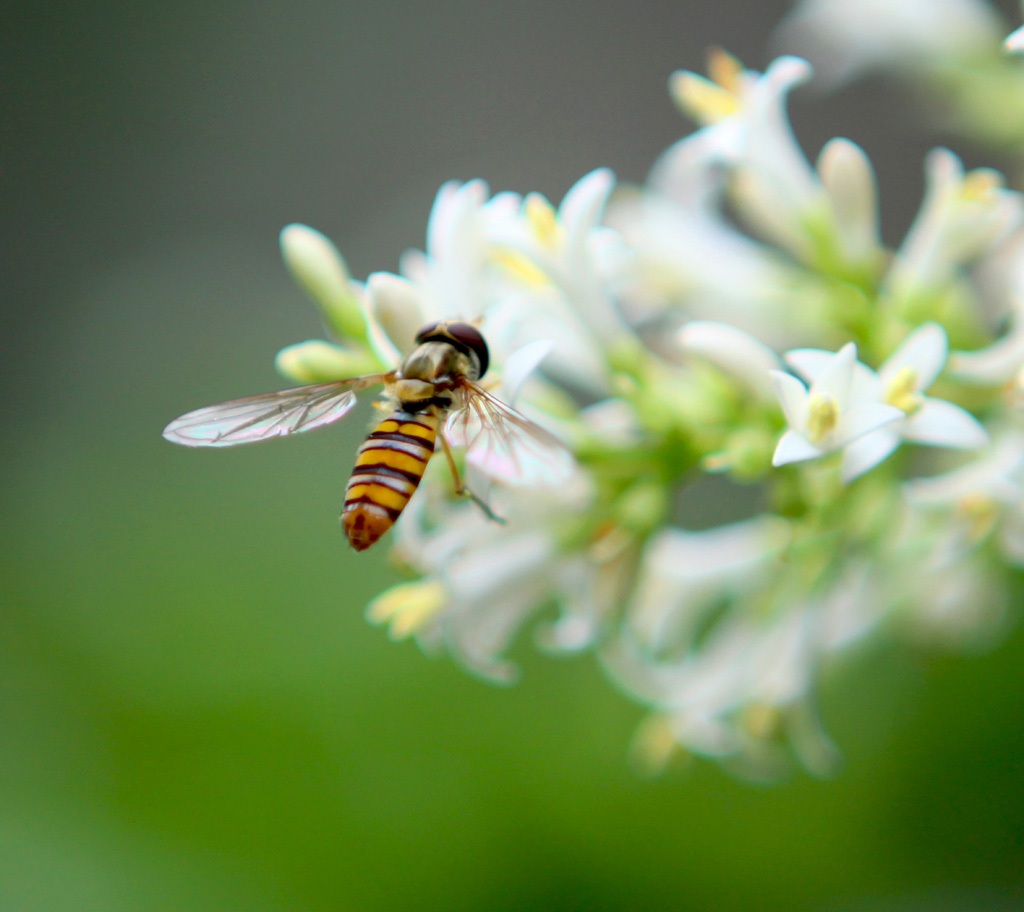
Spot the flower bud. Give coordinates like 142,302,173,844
280,224,367,341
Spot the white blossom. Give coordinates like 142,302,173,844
786,324,988,480
677,321,782,401
771,342,904,470
950,235,1024,386
885,150,1024,307
1007,23,1024,52
906,431,1024,566
777,0,1004,87
665,53,821,261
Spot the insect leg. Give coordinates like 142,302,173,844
438,432,506,524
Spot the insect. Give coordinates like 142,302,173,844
163,321,572,551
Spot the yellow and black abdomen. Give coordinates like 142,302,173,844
342,409,440,551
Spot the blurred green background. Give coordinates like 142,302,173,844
3,1,1024,909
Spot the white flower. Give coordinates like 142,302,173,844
777,0,1004,87
786,324,988,480
624,516,791,654
905,431,1024,566
378,470,624,682
676,321,782,402
666,55,883,279
815,137,884,271
950,234,1024,386
885,149,1024,307
278,173,624,403
771,342,904,470
950,317,1024,387
907,559,1009,649
907,432,1024,507
402,179,492,323
1007,24,1024,53
607,545,891,777
612,53,885,347
607,603,835,778
483,169,631,393
664,52,821,261
608,180,811,347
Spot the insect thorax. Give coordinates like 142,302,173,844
392,377,452,414
400,340,480,385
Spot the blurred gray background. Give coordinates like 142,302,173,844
4,0,982,407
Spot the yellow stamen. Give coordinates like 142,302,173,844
958,494,998,542
806,392,840,444
366,580,445,639
962,169,1001,202
707,47,745,95
491,249,551,288
741,703,781,741
630,714,687,776
884,365,922,414
1007,366,1024,406
669,71,741,124
525,193,563,249
589,521,632,563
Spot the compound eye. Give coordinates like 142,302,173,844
445,322,489,379
414,321,441,343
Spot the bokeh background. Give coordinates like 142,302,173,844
4,1,1024,909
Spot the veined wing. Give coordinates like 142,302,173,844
163,373,391,447
445,380,576,486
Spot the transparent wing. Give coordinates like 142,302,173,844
163,373,391,447
445,380,576,485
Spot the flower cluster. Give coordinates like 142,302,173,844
264,13,1024,777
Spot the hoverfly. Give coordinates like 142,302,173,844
163,321,573,551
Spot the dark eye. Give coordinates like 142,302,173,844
414,322,440,343
445,322,489,379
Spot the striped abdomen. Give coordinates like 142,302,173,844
342,409,439,551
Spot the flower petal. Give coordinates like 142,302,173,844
366,271,426,357
841,428,901,482
950,323,1024,385
427,179,488,263
559,168,615,248
834,402,904,446
770,370,808,428
785,348,880,402
679,321,781,399
879,322,947,390
900,398,988,448
772,429,823,466
1008,24,1024,53
810,342,856,406
817,138,881,265
779,0,1003,87
498,339,554,405
905,432,1024,505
